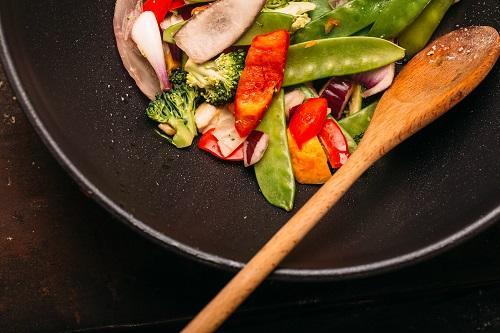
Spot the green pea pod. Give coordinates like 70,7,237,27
338,101,378,141
255,90,296,211
308,0,333,20
398,0,454,58
284,37,405,87
234,12,294,46
369,0,432,39
292,0,390,44
163,21,186,44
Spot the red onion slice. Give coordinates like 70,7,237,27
351,63,395,98
319,77,354,120
114,0,162,100
243,131,270,167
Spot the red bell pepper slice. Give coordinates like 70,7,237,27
198,129,243,162
235,30,290,137
143,0,173,24
170,0,186,10
318,119,350,169
289,98,328,149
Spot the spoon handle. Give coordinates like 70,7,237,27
182,148,377,333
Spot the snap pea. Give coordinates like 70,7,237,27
308,0,333,20
369,0,432,39
292,0,390,44
255,90,296,211
283,37,405,87
398,0,454,58
338,101,378,140
234,12,294,46
163,21,185,44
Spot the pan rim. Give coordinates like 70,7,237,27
1,18,499,281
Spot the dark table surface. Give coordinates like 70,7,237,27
1,61,500,333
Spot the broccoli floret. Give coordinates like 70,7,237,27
185,50,246,106
146,83,200,148
169,69,188,87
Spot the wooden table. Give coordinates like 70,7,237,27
1,64,500,333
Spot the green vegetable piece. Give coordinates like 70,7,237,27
308,0,333,20
255,90,296,211
369,0,432,39
265,0,289,9
146,81,200,148
348,83,363,115
297,83,319,99
185,50,246,106
398,0,454,58
292,0,390,44
284,37,405,87
338,101,377,141
163,21,186,44
234,12,294,46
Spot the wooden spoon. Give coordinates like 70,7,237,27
183,26,500,333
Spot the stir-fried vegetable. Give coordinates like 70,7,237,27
174,0,267,63
398,0,455,58
185,50,246,105
114,0,460,210
288,130,331,184
255,91,296,211
284,37,404,86
235,30,290,137
292,0,390,44
369,0,431,39
131,10,171,92
146,73,199,148
288,98,328,148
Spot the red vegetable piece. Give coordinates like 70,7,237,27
143,0,173,24
235,30,290,137
318,119,350,169
289,98,328,149
198,129,243,161
170,0,186,10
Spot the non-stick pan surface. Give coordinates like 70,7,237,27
0,0,498,280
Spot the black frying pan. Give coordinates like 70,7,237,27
0,0,498,280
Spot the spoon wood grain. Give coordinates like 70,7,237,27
183,26,500,333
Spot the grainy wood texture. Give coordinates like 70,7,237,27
183,27,500,333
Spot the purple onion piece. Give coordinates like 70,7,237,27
319,77,354,120
351,63,395,98
243,131,270,167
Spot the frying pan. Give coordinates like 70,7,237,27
0,0,498,280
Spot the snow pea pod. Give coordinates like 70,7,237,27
398,0,454,58
338,101,378,140
284,37,405,87
369,0,432,39
308,0,333,20
234,12,294,46
255,90,296,211
292,0,390,44
163,21,185,44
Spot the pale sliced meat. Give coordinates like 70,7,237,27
174,0,267,64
